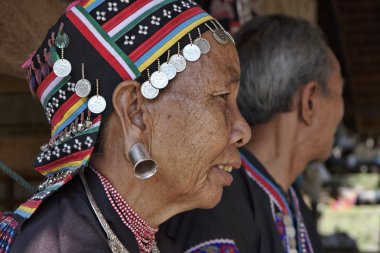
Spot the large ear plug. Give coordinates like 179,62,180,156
128,142,158,180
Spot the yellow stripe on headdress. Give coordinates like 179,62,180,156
51,98,87,135
138,15,213,72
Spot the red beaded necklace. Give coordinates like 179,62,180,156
94,169,158,253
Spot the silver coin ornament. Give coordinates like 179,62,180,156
169,54,187,72
75,79,92,97
194,38,211,54
183,44,201,62
141,81,159,99
53,59,72,77
213,28,229,45
285,226,296,238
160,62,177,80
88,95,106,114
55,32,70,49
283,215,292,226
289,238,297,248
150,71,169,89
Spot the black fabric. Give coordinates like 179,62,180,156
30,1,209,120
11,169,180,253
113,2,197,55
163,149,325,253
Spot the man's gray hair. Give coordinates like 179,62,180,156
235,14,330,126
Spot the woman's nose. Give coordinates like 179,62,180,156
230,108,251,147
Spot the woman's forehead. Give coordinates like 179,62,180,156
194,32,239,82
165,42,239,98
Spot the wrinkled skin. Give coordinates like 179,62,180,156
94,31,251,227
147,31,251,209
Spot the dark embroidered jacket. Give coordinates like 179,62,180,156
163,149,325,253
10,170,180,253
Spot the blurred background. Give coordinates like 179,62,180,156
0,0,379,252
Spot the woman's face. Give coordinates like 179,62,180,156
146,31,251,209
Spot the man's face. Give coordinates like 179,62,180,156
313,49,345,161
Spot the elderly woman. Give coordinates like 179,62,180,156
0,1,250,252
164,15,344,253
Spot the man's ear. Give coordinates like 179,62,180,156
112,80,147,159
299,81,319,126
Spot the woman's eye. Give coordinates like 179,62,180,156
216,93,230,100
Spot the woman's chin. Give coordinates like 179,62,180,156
197,186,224,209
196,167,235,209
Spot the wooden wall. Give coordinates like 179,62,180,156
0,1,66,209
0,74,49,209
255,0,317,23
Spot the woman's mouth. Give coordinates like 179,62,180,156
213,165,235,186
218,165,233,173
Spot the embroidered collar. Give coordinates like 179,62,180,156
240,149,314,253
240,149,292,214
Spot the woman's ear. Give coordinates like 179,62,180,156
299,81,319,126
112,80,147,158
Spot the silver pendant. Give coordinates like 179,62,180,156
194,38,211,54
183,44,201,62
152,241,160,253
53,59,72,77
213,28,229,45
88,95,106,114
151,71,169,89
108,238,128,253
289,238,297,248
141,81,159,99
169,54,187,72
283,215,292,226
160,62,177,80
75,79,92,98
285,226,296,238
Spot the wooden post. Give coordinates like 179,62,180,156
255,0,317,24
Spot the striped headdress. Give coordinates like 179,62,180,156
0,1,229,252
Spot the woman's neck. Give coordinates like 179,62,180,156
245,114,308,191
92,154,185,228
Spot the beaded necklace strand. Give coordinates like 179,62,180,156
93,169,158,253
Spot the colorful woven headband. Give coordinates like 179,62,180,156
0,1,234,247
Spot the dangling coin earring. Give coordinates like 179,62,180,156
49,34,60,64
75,63,92,98
169,42,187,72
205,21,229,45
151,59,169,89
194,28,211,54
183,33,201,62
85,110,93,128
214,19,235,45
77,112,85,132
53,23,72,77
88,79,106,114
160,50,177,80
141,68,159,100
